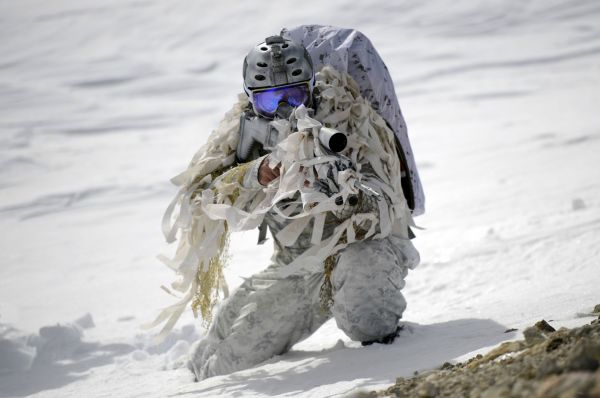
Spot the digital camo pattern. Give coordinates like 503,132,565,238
189,154,419,379
155,65,416,341
282,25,425,216
188,233,419,380
331,235,419,342
187,60,423,379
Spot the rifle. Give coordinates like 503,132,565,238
235,104,381,243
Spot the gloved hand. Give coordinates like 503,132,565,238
258,155,281,186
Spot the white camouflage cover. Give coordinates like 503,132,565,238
282,24,425,216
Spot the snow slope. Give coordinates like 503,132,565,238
1,0,599,396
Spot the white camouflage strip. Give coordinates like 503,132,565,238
150,66,414,339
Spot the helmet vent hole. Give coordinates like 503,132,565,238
282,43,289,48
260,46,268,51
257,62,268,67
291,69,302,76
286,57,297,64
255,74,266,81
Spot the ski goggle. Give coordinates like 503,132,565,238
250,82,311,118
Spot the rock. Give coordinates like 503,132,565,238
546,337,564,352
481,385,511,398
564,339,599,372
590,339,600,360
536,357,561,378
74,313,95,329
472,340,524,367
38,323,83,342
524,326,546,346
535,372,595,398
589,372,600,397
31,324,84,367
440,362,454,370
593,304,600,314
574,324,593,337
416,382,438,397
385,385,407,398
370,318,600,398
535,320,556,333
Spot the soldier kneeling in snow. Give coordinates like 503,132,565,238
156,25,425,380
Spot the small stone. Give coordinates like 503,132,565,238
440,362,454,370
74,313,95,329
524,326,546,346
416,382,438,398
504,328,517,333
479,341,523,364
535,320,556,333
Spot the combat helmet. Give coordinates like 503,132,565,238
243,35,314,118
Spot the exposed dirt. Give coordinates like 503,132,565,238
356,306,600,398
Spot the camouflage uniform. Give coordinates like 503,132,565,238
188,156,420,380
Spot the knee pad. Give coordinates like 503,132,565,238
331,288,406,342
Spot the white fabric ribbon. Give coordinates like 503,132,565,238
151,67,415,338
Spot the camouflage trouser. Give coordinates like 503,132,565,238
188,235,420,380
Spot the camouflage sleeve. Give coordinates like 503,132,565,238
201,156,269,215
208,155,266,192
241,155,268,190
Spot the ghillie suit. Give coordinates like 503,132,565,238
151,26,424,379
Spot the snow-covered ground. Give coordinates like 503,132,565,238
1,0,599,396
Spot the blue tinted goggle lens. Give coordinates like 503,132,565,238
252,84,310,118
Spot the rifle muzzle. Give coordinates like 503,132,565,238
319,127,347,152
